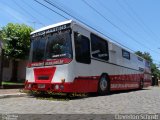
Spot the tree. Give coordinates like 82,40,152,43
135,51,160,79
151,63,160,78
0,30,3,87
135,51,152,63
1,23,33,82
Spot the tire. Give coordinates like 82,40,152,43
139,79,144,89
98,74,110,95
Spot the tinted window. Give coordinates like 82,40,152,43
31,36,46,62
30,30,72,63
45,31,72,59
145,61,151,68
122,49,130,60
91,33,109,61
138,57,143,62
74,32,91,64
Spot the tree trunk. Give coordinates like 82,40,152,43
10,59,18,82
0,49,4,87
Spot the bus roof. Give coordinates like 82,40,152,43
31,20,72,35
30,19,148,63
31,20,129,50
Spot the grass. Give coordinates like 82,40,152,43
21,90,88,101
2,81,24,85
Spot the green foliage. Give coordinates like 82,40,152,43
135,51,160,78
135,51,152,63
151,63,160,78
1,23,33,59
2,81,24,85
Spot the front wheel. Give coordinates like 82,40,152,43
98,74,110,95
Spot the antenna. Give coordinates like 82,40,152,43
28,21,45,29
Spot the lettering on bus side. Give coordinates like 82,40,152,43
31,23,71,38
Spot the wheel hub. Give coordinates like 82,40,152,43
100,77,107,91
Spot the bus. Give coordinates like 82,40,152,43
25,20,152,95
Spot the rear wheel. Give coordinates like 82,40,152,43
139,79,144,89
98,74,110,95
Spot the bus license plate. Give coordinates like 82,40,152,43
38,84,45,88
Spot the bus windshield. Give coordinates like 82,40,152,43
30,30,72,64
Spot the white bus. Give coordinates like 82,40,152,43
25,20,151,95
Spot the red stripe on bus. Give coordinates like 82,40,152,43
25,74,151,93
27,58,72,67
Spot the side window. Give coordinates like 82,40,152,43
145,61,151,68
137,57,143,62
91,33,109,61
122,49,130,60
74,32,91,64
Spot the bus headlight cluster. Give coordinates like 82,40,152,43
60,85,64,90
28,84,31,89
54,84,64,90
55,85,59,90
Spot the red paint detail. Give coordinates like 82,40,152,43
73,77,98,92
45,58,72,65
110,81,139,91
27,61,44,67
25,73,152,93
34,67,56,83
27,58,72,67
25,77,98,93
109,74,144,82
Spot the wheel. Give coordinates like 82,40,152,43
139,79,144,89
98,74,110,95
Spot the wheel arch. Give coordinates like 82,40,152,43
98,73,111,95
100,73,111,83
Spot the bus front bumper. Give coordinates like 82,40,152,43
24,82,75,93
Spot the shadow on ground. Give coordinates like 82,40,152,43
27,92,87,101
25,88,150,101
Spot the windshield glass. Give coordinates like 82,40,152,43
31,37,46,62
29,30,72,64
45,31,72,60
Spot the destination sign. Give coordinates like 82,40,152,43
31,23,71,37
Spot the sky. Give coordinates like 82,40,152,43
0,0,160,66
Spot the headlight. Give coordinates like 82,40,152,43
60,85,64,90
28,84,31,88
55,85,59,90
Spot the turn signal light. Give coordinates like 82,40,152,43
61,78,65,83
